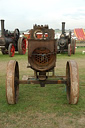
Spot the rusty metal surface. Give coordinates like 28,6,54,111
21,74,66,84
28,40,56,71
29,24,54,40
6,60,19,104
66,60,79,104
19,79,66,85
28,39,56,57
22,75,66,80
28,25,57,72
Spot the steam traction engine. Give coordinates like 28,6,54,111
6,25,79,105
0,20,26,57
57,22,76,56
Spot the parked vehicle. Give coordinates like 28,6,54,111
57,22,76,56
0,20,26,57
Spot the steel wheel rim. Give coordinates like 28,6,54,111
22,39,26,54
6,60,19,104
66,60,79,104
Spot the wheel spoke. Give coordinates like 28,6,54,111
11,45,15,57
22,39,26,54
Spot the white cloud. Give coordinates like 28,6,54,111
0,0,85,30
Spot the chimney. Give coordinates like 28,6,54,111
1,19,5,37
62,22,65,34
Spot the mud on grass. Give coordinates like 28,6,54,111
0,48,85,128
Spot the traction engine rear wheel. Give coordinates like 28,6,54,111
18,37,26,55
71,39,76,54
66,60,79,104
68,44,71,56
6,60,19,104
8,43,15,57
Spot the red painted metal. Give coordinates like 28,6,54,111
22,38,26,54
10,45,15,57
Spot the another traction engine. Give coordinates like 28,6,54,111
0,20,26,57
57,22,76,56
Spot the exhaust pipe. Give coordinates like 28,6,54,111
62,22,65,34
1,19,5,37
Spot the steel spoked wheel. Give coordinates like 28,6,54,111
8,43,15,57
68,44,71,56
66,60,79,104
18,37,26,55
6,60,19,104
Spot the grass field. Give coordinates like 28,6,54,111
0,47,85,128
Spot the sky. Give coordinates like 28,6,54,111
0,0,85,30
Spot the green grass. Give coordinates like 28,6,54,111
0,48,85,128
